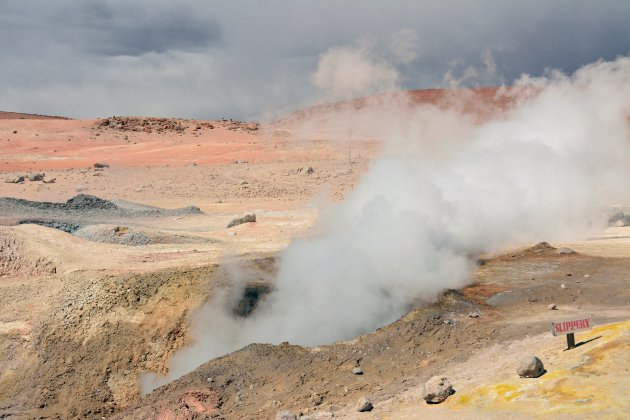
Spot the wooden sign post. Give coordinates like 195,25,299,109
551,315,592,350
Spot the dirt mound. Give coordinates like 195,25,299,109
65,194,119,210
73,225,214,246
0,195,204,234
0,266,216,418
118,287,488,419
0,229,56,279
0,194,119,213
18,219,81,233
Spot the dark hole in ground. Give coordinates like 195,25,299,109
233,283,272,317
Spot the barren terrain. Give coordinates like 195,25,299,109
0,91,628,419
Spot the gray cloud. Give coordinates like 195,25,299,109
0,0,628,119
0,0,221,57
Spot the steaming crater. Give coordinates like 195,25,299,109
141,55,630,394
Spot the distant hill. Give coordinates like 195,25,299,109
0,111,70,120
275,87,518,125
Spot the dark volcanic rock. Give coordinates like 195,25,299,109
227,214,256,228
18,219,82,233
0,194,204,236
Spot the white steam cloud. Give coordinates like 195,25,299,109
141,55,630,393
389,29,422,64
312,39,400,101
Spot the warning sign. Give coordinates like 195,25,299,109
552,315,592,336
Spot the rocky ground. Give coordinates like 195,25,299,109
115,244,630,419
0,96,628,419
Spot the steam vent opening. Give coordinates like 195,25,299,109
233,282,272,317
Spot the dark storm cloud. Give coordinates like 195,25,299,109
65,2,220,56
0,0,221,56
0,0,628,119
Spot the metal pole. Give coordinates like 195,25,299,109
567,333,576,349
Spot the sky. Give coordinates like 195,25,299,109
0,0,629,119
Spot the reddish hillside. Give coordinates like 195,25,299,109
0,111,70,120
277,86,520,125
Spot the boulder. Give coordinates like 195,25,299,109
27,172,45,181
352,367,364,375
227,214,256,228
423,376,453,403
556,247,576,255
356,397,373,412
547,303,557,310
517,356,545,378
4,175,24,183
609,211,630,227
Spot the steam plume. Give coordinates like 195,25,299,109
141,55,630,393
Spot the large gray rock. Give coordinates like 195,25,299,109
609,211,630,227
423,376,453,403
27,172,44,181
227,214,256,228
356,397,373,412
4,175,24,183
517,356,545,378
352,367,364,375
275,411,297,420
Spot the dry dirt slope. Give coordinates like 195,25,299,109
1,91,629,419
117,244,630,419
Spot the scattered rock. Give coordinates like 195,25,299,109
93,162,109,169
556,247,576,255
276,410,297,420
96,116,187,133
547,303,557,310
305,166,314,175
227,214,256,228
27,172,45,181
4,175,24,183
309,392,324,406
356,397,373,412
423,376,453,404
352,367,364,375
517,356,545,378
468,311,480,318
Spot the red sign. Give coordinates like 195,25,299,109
552,315,592,336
